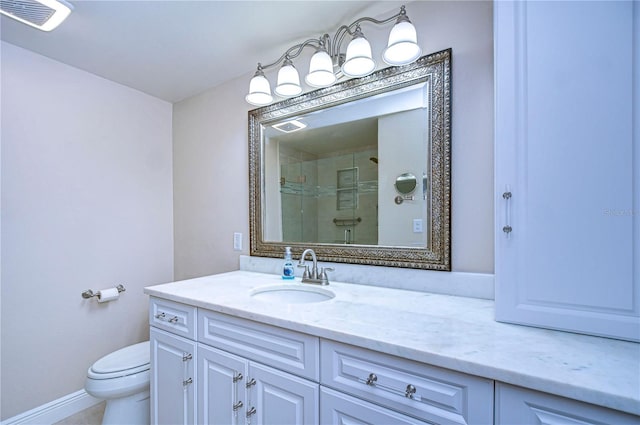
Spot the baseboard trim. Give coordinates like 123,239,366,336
1,389,101,425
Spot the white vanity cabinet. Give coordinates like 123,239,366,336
196,310,320,425
149,297,198,425
197,344,247,425
495,383,640,425
320,340,494,425
320,387,431,425
494,0,640,341
197,345,319,425
150,328,197,425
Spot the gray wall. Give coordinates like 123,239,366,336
0,42,174,419
173,1,494,278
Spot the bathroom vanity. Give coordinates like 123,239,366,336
145,271,639,424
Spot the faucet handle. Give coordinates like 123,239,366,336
320,267,334,284
297,264,310,279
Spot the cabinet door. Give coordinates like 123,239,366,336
248,362,319,425
320,387,430,425
495,383,639,424
198,344,248,425
494,0,640,341
150,328,196,425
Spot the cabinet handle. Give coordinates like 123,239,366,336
233,401,243,411
405,384,416,399
183,377,193,386
154,312,180,324
246,407,257,418
502,186,513,238
245,378,256,388
233,372,243,382
359,374,423,402
182,353,192,362
366,373,377,385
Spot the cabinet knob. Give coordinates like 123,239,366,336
245,378,256,388
233,401,243,411
182,353,192,362
233,372,243,383
169,316,179,323
154,312,165,319
366,373,377,385
405,384,417,399
183,377,193,386
246,407,257,418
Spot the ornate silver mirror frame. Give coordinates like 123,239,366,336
249,48,451,270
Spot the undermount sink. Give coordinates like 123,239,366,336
250,284,335,304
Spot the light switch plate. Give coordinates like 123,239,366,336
233,232,242,251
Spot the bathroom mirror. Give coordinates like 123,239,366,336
249,49,451,270
395,173,418,195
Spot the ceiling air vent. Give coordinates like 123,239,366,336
0,0,72,31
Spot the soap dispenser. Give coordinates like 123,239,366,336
282,247,295,280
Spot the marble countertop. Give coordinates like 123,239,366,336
144,270,640,416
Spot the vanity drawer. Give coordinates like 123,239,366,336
149,297,197,340
198,310,319,381
320,340,494,425
321,386,431,425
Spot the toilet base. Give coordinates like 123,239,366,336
101,389,149,425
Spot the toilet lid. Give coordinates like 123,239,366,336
89,341,150,379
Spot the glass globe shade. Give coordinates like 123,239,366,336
341,36,375,78
305,49,336,88
245,73,273,106
275,61,302,97
382,20,422,66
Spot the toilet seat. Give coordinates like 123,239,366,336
88,341,150,380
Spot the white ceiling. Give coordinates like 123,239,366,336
1,0,402,103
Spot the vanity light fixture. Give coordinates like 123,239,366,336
0,0,73,31
245,5,421,106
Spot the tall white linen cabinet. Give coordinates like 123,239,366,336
494,0,639,342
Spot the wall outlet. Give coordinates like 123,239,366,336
233,232,242,251
413,219,423,233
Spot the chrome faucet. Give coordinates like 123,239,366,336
298,248,333,285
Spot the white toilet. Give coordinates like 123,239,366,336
85,341,150,425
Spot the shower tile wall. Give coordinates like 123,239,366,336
281,145,378,245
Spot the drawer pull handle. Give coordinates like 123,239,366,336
360,374,423,402
154,312,179,324
245,378,256,388
182,353,192,362
502,187,513,238
233,373,243,383
233,401,243,411
246,407,257,418
183,377,193,386
405,384,416,399
366,373,378,385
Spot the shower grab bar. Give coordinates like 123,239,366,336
333,217,361,226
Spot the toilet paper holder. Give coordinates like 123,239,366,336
82,284,126,299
